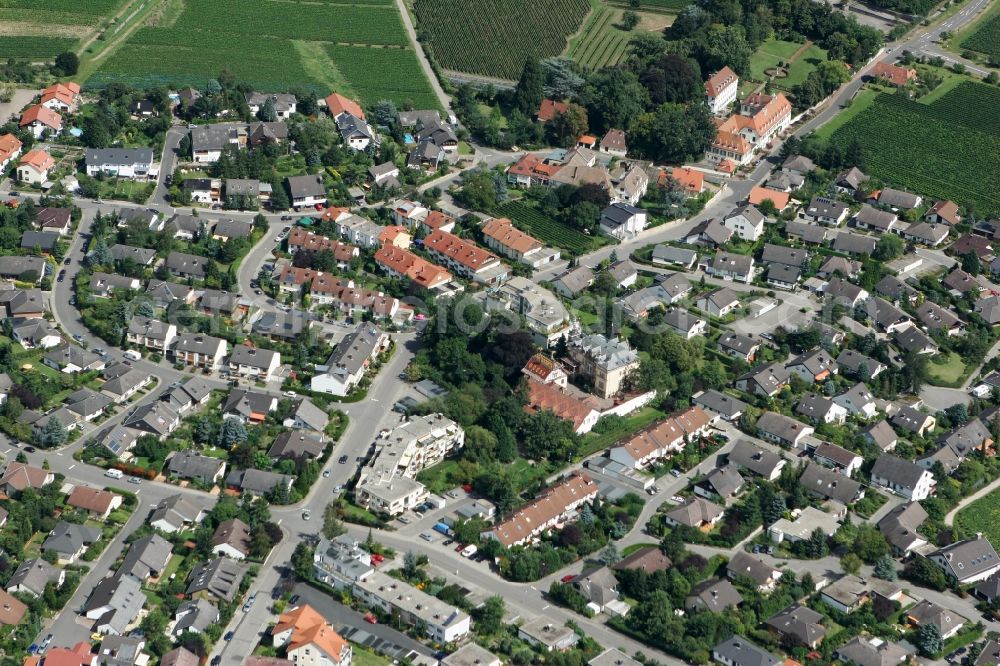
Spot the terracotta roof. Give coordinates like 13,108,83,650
374,245,452,288
40,88,74,108
66,486,117,515
41,82,79,97
490,472,598,547
287,227,358,261
19,104,61,130
523,353,561,381
705,66,739,96
34,641,92,666
713,129,752,156
423,210,454,230
482,217,541,254
0,134,21,162
719,93,791,137
871,61,916,87
577,135,596,146
275,604,349,660
325,92,364,119
537,99,569,122
319,206,351,222
748,186,790,210
423,229,499,272
378,225,409,244
18,149,54,173
524,378,598,431
279,267,398,315
661,167,704,194
619,417,683,461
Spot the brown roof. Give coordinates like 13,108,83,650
423,230,499,273
600,129,627,152
423,210,454,230
490,472,598,547
374,245,452,288
871,61,916,87
287,227,358,260
613,546,671,572
929,200,960,225
718,93,791,137
749,186,790,209
537,99,569,121
0,588,26,626
524,379,599,431
482,217,541,254
0,462,51,491
523,353,562,381
212,517,251,555
705,66,738,97
66,486,117,515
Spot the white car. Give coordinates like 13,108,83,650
283,390,296,397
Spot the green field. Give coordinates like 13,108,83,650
826,82,1000,216
495,200,608,255
566,6,632,69
83,0,440,109
413,0,590,79
956,489,1000,545
0,0,128,56
961,13,1000,61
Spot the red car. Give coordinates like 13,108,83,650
561,574,575,583
371,553,384,565
363,612,377,624
455,543,467,553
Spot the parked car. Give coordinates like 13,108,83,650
561,574,576,583
338,455,348,464
322,469,331,478
24,446,35,453
224,631,234,641
443,539,454,546
419,532,436,542
670,469,682,477
128,477,142,485
363,612,377,624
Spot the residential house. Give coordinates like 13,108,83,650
697,289,741,318
222,389,277,424
375,245,452,290
878,502,928,555
126,316,176,352
43,521,101,564
712,636,780,666
664,497,725,530
686,578,743,613
717,332,761,363
831,232,877,256
567,334,639,399
167,452,227,485
705,67,739,115
871,454,935,501
692,389,748,422
796,395,847,425
272,604,352,666
835,636,911,666
212,518,251,560
6,558,64,598
43,345,104,374
67,486,122,521
19,104,61,138
651,245,698,270
894,326,938,356
0,133,21,172
727,551,781,594
17,149,55,185
708,93,791,166
311,324,389,396
736,362,790,397
246,92,296,118
812,442,863,476
855,205,898,233
728,441,785,480
835,167,869,195
707,253,755,283
600,203,647,239
662,308,707,340
770,506,842,543
186,557,246,602
803,196,850,226
928,534,1000,584
483,472,598,548
786,349,838,383
927,200,961,226
906,600,965,640
800,462,864,504
287,174,327,208
229,345,281,382
870,60,917,87
172,334,228,370
172,598,219,639
599,128,628,156
422,229,506,285
85,148,154,180
353,569,471,643
723,204,766,241
863,420,898,452
269,431,326,460
694,466,745,502
748,186,790,211
891,405,936,437
766,605,826,648
149,493,206,533
486,276,572,347
833,382,878,419
124,401,180,439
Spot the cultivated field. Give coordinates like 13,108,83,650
495,200,607,254
413,0,590,80
83,0,440,109
961,13,1000,62
955,488,1000,546
826,82,1000,216
0,0,127,58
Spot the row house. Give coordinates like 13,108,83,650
374,245,452,290
422,230,508,285
481,217,561,268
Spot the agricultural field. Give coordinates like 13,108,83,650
960,13,1000,62
413,0,590,80
606,0,689,9
566,4,673,70
826,82,1000,216
955,488,1000,547
495,200,607,254
83,0,440,110
0,0,128,58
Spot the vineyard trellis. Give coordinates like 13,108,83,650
496,201,606,255
828,86,1000,216
414,0,590,79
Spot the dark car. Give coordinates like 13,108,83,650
338,455,348,464
289,594,300,605
212,657,222,666
24,446,35,453
63,257,71,265
224,631,234,641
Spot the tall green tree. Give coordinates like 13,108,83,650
512,56,544,116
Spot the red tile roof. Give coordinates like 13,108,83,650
489,472,598,547
18,149,55,173
871,61,917,87
928,200,960,225
481,217,541,255
325,92,364,119
705,66,739,97
524,379,599,431
66,486,118,515
287,227,358,261
0,134,21,163
275,605,349,661
660,167,704,194
423,230,499,273
537,99,569,122
748,186,790,210
374,245,452,289
19,104,61,130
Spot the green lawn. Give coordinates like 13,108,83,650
783,43,828,87
956,488,1000,546
926,351,967,386
749,39,806,81
578,406,665,458
353,649,392,666
622,542,658,556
